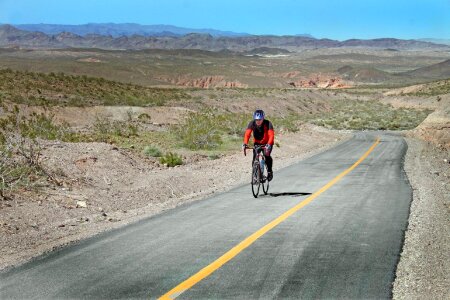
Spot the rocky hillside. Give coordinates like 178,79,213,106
337,65,393,83
403,59,450,79
336,59,450,83
384,79,450,149
1,25,449,51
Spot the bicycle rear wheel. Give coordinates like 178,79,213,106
261,161,269,195
251,161,261,198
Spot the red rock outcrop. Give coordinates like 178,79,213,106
159,75,247,88
289,74,351,89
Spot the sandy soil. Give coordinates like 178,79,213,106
0,124,349,270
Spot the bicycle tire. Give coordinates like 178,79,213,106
261,160,269,195
251,161,260,198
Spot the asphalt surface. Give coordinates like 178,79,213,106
0,133,412,299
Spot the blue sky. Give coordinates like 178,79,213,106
0,0,448,40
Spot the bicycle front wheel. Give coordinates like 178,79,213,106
251,161,261,198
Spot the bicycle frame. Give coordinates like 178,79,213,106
245,145,269,197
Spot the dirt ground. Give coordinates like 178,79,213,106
0,124,348,270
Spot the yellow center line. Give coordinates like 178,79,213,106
159,137,380,300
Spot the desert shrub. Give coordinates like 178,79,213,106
127,123,139,136
0,143,43,199
92,115,112,136
272,114,302,132
159,152,183,167
19,112,75,141
143,145,162,157
309,100,431,130
138,113,152,122
0,105,78,142
92,115,139,141
0,106,52,198
208,154,220,160
217,112,248,136
174,109,223,150
173,109,254,150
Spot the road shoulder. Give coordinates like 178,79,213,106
393,138,450,299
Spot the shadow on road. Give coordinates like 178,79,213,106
268,192,312,197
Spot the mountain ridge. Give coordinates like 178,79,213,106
13,23,252,37
0,24,448,51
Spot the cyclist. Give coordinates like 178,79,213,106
242,109,275,181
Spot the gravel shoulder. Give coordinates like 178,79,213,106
393,138,450,299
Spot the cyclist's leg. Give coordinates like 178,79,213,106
265,155,273,173
263,146,273,173
264,151,273,181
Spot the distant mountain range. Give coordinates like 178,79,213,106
0,24,448,51
12,23,253,37
417,38,450,46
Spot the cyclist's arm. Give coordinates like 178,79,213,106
267,121,274,145
243,121,253,144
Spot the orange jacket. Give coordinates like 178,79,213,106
243,119,274,145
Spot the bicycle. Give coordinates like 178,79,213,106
244,145,270,198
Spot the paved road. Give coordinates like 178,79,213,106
1,133,411,299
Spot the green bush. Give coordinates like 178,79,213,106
138,113,152,122
19,113,75,141
173,109,251,150
159,152,183,167
217,113,248,136
143,145,162,157
0,106,53,198
0,106,78,142
0,144,41,199
174,110,223,150
92,116,139,141
272,114,302,132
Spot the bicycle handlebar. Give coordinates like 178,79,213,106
244,145,267,156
